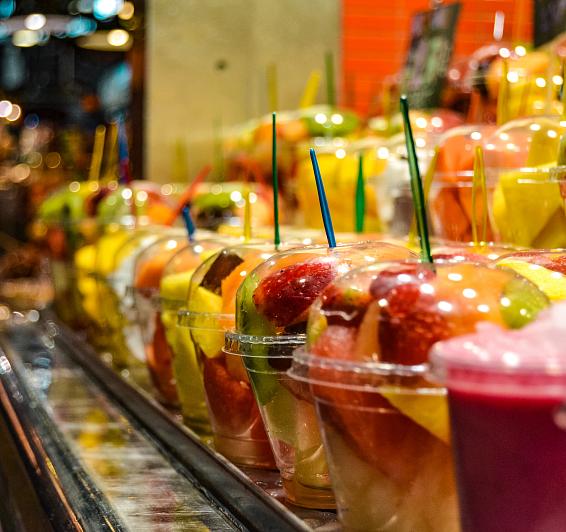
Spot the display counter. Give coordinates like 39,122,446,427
0,311,338,531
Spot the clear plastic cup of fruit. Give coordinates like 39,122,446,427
159,237,235,435
430,303,566,532
483,117,566,248
178,243,286,469
225,242,415,507
98,228,165,368
497,250,566,301
428,125,497,242
132,231,192,406
289,260,549,530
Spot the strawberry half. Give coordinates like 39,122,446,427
253,260,336,327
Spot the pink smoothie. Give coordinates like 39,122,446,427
432,310,566,532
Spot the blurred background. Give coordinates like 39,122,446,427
0,0,554,246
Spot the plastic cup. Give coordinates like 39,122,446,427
229,243,415,505
179,243,283,469
290,352,458,530
482,116,566,249
132,232,191,406
97,229,162,368
429,125,497,243
159,238,234,435
430,314,566,532
225,332,334,506
291,260,549,530
487,166,566,248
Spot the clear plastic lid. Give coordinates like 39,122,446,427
132,232,189,293
179,242,295,335
433,124,498,182
431,242,519,263
97,181,175,226
159,237,236,308
229,242,416,355
497,250,566,301
483,116,566,171
304,261,549,368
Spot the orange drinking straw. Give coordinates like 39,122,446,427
164,164,212,226
496,59,510,126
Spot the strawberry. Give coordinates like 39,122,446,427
203,355,263,436
368,264,450,365
146,314,178,406
253,261,335,327
369,263,434,301
544,255,566,275
378,298,451,365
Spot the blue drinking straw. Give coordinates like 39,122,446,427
181,204,196,243
309,148,336,248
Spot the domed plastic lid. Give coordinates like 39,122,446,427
159,237,235,308
434,124,498,182
483,116,566,170
230,242,415,356
179,242,290,333
304,261,549,367
431,242,518,263
497,250,566,302
430,303,566,397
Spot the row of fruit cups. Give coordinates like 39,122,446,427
122,228,566,529
295,114,566,250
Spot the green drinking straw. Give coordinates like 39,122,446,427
355,153,365,233
272,112,281,249
472,146,488,247
325,51,336,107
310,148,336,248
400,95,433,263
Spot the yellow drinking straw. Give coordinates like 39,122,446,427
472,146,488,247
496,59,510,126
300,70,321,109
88,124,106,182
243,186,252,242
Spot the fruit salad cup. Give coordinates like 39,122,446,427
483,117,566,248
159,238,234,434
429,125,497,242
132,232,191,406
179,243,286,469
290,261,549,530
497,250,566,301
95,227,163,368
226,242,415,507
